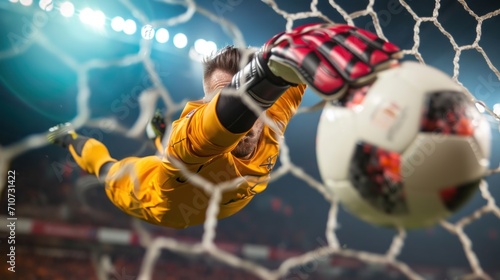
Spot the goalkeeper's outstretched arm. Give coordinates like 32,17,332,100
213,23,402,136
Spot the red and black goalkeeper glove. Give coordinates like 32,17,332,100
263,23,402,100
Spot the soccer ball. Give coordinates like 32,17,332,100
316,62,491,229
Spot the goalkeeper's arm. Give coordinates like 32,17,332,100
214,24,401,135
215,53,296,134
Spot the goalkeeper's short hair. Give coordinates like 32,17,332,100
202,45,256,79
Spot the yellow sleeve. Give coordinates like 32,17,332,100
267,84,306,135
166,94,246,164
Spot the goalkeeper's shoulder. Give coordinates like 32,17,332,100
179,99,205,119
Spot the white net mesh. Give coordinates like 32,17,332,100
1,0,499,279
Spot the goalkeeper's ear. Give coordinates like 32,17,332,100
267,59,305,85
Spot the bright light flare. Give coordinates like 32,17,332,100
79,8,106,28
59,1,74,17
79,8,94,25
141,25,155,40
205,40,217,55
494,103,500,117
92,10,106,27
111,16,125,32
155,28,169,43
39,0,53,11
20,0,33,6
194,39,206,54
123,19,137,35
173,33,187,49
194,39,218,56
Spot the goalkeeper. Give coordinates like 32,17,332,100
47,24,400,229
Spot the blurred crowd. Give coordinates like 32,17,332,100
2,243,474,280
0,246,337,280
0,249,262,280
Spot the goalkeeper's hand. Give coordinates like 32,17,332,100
262,23,402,100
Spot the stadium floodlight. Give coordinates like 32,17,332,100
79,8,105,28
92,10,106,28
79,8,94,25
205,40,217,55
194,39,206,54
123,19,137,35
111,16,125,32
141,25,155,40
155,28,169,43
173,33,188,49
39,0,53,11
20,0,33,6
194,39,217,56
494,103,500,116
59,1,74,17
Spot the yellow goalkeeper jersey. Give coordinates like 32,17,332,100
105,84,305,228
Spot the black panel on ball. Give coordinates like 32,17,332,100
349,141,408,214
420,90,478,136
439,180,481,212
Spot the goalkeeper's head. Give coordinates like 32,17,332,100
202,46,256,101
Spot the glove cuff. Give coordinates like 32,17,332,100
256,52,292,86
226,53,291,108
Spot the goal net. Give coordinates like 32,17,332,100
0,0,499,279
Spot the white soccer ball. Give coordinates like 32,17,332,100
316,62,491,228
